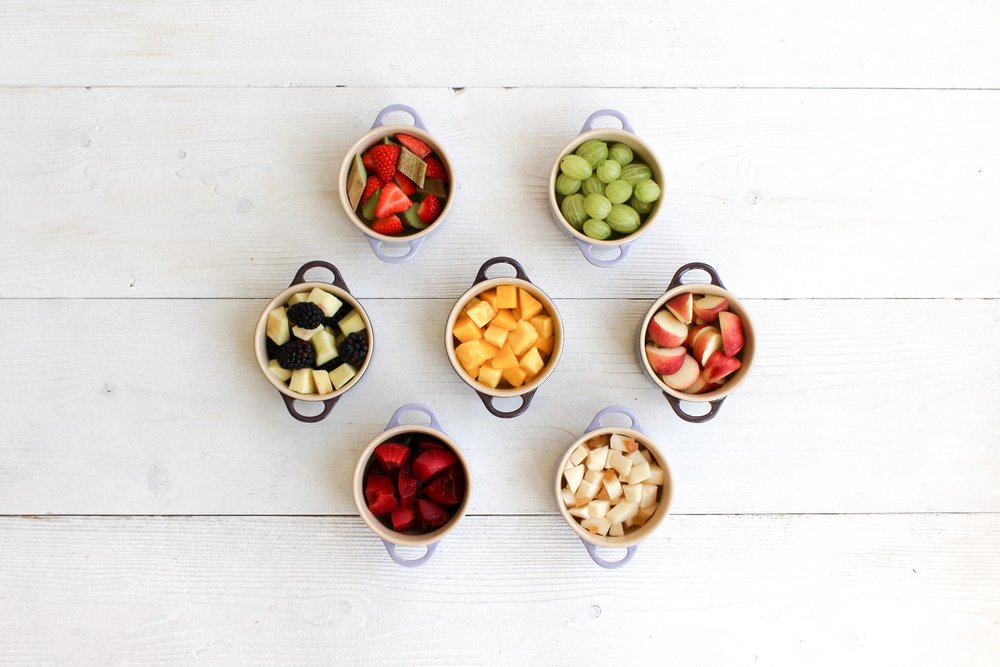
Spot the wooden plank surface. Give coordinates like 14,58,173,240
2,1,999,88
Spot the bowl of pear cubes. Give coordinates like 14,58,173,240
555,407,672,568
254,261,373,422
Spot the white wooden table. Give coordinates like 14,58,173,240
2,2,999,663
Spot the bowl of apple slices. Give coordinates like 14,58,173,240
253,261,374,423
639,262,756,423
556,407,672,568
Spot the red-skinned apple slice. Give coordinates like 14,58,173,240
686,325,707,347
648,310,688,347
645,344,686,376
692,327,722,366
703,350,742,383
665,293,693,324
685,375,722,394
718,311,745,357
662,354,700,391
692,295,729,322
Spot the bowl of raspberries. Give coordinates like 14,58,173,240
253,261,374,422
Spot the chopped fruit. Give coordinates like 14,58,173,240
536,336,554,356
496,285,518,309
328,363,358,390
390,505,415,531
491,309,518,331
393,172,417,195
412,448,458,482
371,215,404,235
291,324,323,341
662,354,700,391
483,324,509,349
365,473,397,516
666,292,694,324
397,147,427,187
307,287,343,318
564,463,585,493
286,291,309,306
627,460,652,484
373,183,412,219
645,344,686,376
588,499,611,519
424,155,447,180
338,310,365,335
686,325,707,347
423,466,464,505
422,177,447,196
477,363,503,389
641,484,658,509
518,289,544,320
266,307,290,346
338,331,368,366
490,344,519,370
570,445,588,466
693,295,729,322
455,339,499,372
529,316,554,339
519,346,545,376
374,442,410,472
277,338,316,371
397,465,418,507
648,310,688,347
361,187,381,221
581,516,611,536
603,470,623,501
609,523,624,538
502,366,528,388
610,434,638,453
361,175,382,204
346,153,368,210
311,370,333,395
703,350,742,384
289,368,316,394
396,133,431,159
586,446,609,471
362,149,375,171
692,327,723,366
402,203,426,229
367,143,400,182
507,320,539,356
267,359,292,382
561,487,577,507
623,483,642,503
311,329,338,366
464,298,496,328
452,314,484,343
718,311,745,357
417,194,441,223
607,450,633,477
479,290,499,310
416,498,449,529
605,500,639,525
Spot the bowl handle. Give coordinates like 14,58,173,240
384,403,445,433
575,238,632,268
585,406,646,435
280,393,340,423
664,393,726,423
370,104,428,131
477,389,534,419
366,235,425,264
473,256,530,285
289,260,351,292
582,540,637,569
667,262,726,291
579,109,635,135
382,540,437,567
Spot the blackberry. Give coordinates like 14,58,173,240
287,302,324,329
265,337,281,359
338,331,369,366
277,339,315,370
324,302,353,327
318,357,344,373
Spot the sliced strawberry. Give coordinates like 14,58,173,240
361,175,382,204
423,466,464,506
367,143,400,182
362,149,375,171
374,442,410,473
416,498,449,529
397,464,419,507
390,504,416,532
394,172,417,196
412,448,457,482
365,473,397,516
417,194,441,224
373,182,412,218
371,215,404,235
396,133,432,159
424,155,447,181
417,439,445,451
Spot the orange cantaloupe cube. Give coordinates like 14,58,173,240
478,363,503,389
491,343,519,370
536,335,555,356
479,289,499,310
507,320,539,356
502,366,528,388
529,315,553,339
483,324,509,349
519,346,545,376
518,288,544,321
491,309,518,331
452,313,484,343
456,340,498,372
496,284,518,309
465,299,496,328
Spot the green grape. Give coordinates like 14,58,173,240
574,139,609,168
560,154,592,180
608,142,634,166
605,179,632,204
583,193,612,220
606,204,640,234
633,178,661,203
560,193,588,230
619,163,652,185
630,196,653,215
581,176,604,196
555,173,582,196
583,218,612,240
596,159,621,184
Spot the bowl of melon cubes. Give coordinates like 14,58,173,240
445,257,563,419
556,407,672,568
253,261,374,423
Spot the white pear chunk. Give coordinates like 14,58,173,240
602,470,623,502
287,291,310,306
609,522,624,538
640,449,653,463
307,287,343,318
610,433,638,452
338,310,366,335
627,460,652,484
266,307,290,345
583,469,603,485
267,359,292,382
605,500,639,525
292,324,323,341
588,499,610,519
626,450,646,464
632,506,656,527
328,363,357,390
569,445,588,466
640,484,658,509
312,370,333,395
607,450,633,477
561,487,577,507
576,479,600,502
569,506,589,519
288,368,316,394
623,483,643,503
311,330,339,366
581,517,611,537
563,464,585,493
586,445,609,471
647,464,665,485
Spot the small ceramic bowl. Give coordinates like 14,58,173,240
548,109,664,268
445,257,564,418
253,260,374,423
338,104,455,263
638,262,756,423
555,407,672,568
353,404,472,567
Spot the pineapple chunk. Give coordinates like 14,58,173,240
491,309,519,331
289,368,316,394
464,298,496,328
606,500,639,525
627,460,652,484
609,522,625,538
623,483,643,503
586,445,609,471
519,346,544,376
477,363,503,389
483,324,509,349
501,366,528,388
518,288,544,320
328,363,357,390
479,289,499,310
581,517,611,536
455,340,499,373
569,445,588,466
266,307,290,345
640,484,658,509
338,310,366,335
287,291,309,306
307,287,343,318
490,343,519,370
529,315,553,339
507,320,539,356
312,370,333,395
495,284,518,309
603,470,623,501
588,499,611,519
311,329,338,366
292,325,323,341
267,359,292,382
607,450,633,477
453,313,484,343
563,464,585,493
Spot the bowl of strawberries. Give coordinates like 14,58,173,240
339,104,454,263
352,404,471,567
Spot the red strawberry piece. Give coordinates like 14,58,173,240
418,439,445,451
396,133,432,159
373,182,412,219
416,498,449,529
365,473,397,516
424,155,447,181
417,194,441,224
371,215,404,235
423,466,464,506
361,175,382,204
390,504,416,532
362,150,375,171
374,442,410,472
368,143,400,182
397,465,419,507
412,448,457,482
393,172,417,196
